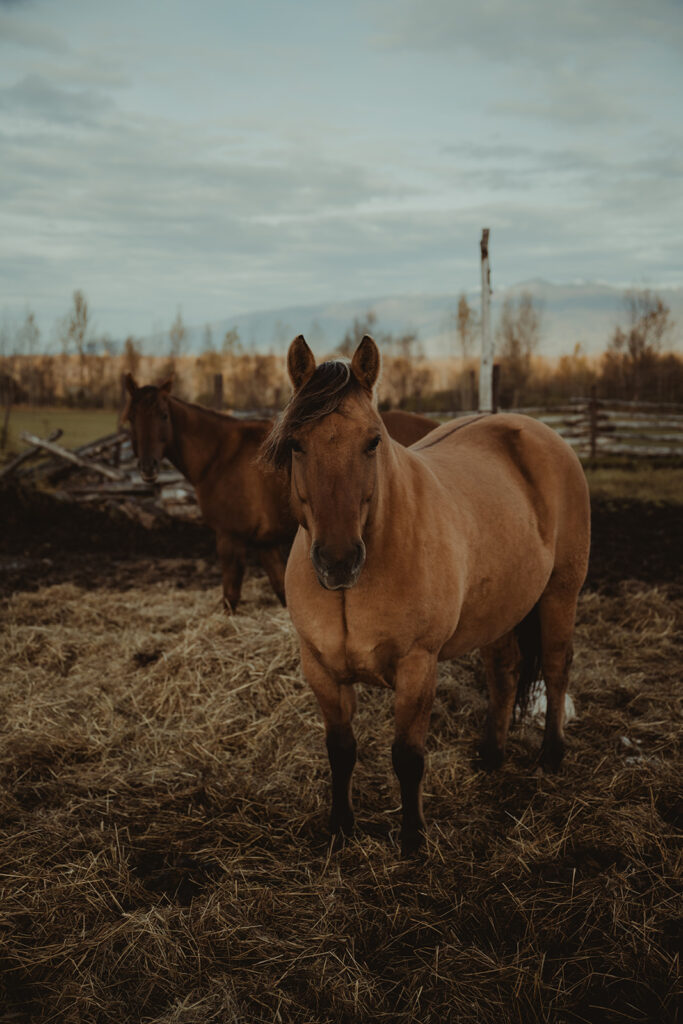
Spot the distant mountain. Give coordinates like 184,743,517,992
141,281,683,360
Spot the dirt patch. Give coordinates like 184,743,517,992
588,497,683,594
2,487,682,598
0,484,218,596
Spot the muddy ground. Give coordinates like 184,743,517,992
1,485,681,597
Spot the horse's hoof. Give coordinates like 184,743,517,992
400,828,426,859
539,739,566,773
328,824,355,852
329,811,355,842
478,738,504,772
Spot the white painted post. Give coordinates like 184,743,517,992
479,228,493,412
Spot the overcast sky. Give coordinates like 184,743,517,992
1,0,682,343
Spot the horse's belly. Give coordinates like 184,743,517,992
440,551,553,658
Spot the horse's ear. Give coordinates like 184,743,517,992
287,335,316,391
159,376,173,395
125,373,138,397
350,335,381,393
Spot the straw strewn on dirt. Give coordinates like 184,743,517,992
1,573,681,1023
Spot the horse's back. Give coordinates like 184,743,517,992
412,412,590,588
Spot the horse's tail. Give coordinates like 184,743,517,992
513,603,543,720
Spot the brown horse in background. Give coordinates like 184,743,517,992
378,409,437,448
123,376,296,610
123,376,437,611
263,336,590,855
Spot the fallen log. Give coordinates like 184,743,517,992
68,482,156,496
20,430,132,481
0,429,63,482
19,432,127,482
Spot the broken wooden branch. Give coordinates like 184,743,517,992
0,428,63,482
19,432,127,482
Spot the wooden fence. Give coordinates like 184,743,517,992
515,392,683,459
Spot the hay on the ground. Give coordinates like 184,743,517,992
1,573,680,1023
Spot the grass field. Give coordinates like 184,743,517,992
1,568,680,1023
1,405,119,459
583,463,683,504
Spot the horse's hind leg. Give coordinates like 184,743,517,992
478,631,521,770
537,582,580,772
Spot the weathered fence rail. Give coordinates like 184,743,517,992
515,394,683,459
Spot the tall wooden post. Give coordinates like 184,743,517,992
492,362,500,413
213,373,224,410
479,228,493,412
589,384,598,460
1,378,14,450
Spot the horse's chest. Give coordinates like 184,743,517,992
296,601,396,687
333,607,404,686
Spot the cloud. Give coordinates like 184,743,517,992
0,10,68,53
370,0,683,63
0,0,681,340
0,74,113,125
368,0,683,128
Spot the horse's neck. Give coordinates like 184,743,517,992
166,397,229,484
370,438,419,543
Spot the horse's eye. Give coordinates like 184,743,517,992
290,439,305,455
365,434,381,455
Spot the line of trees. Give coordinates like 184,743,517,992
1,287,681,414
448,287,681,409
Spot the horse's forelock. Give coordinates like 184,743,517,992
133,385,167,410
261,360,362,468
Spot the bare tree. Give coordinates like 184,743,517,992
451,294,479,410
61,290,90,391
455,293,478,361
604,289,674,399
338,311,377,357
123,337,142,377
222,327,241,356
496,291,542,406
0,314,14,358
17,311,40,356
169,310,186,361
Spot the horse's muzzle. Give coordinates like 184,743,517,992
311,539,366,590
139,458,159,483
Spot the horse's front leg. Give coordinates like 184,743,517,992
215,533,246,612
257,546,287,606
300,642,357,840
392,649,437,857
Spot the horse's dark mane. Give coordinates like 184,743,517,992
261,360,363,468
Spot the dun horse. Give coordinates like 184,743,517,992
123,375,437,611
263,336,590,855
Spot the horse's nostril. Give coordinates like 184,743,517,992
310,540,366,588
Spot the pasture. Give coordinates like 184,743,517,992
1,487,681,1023
1,406,119,458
